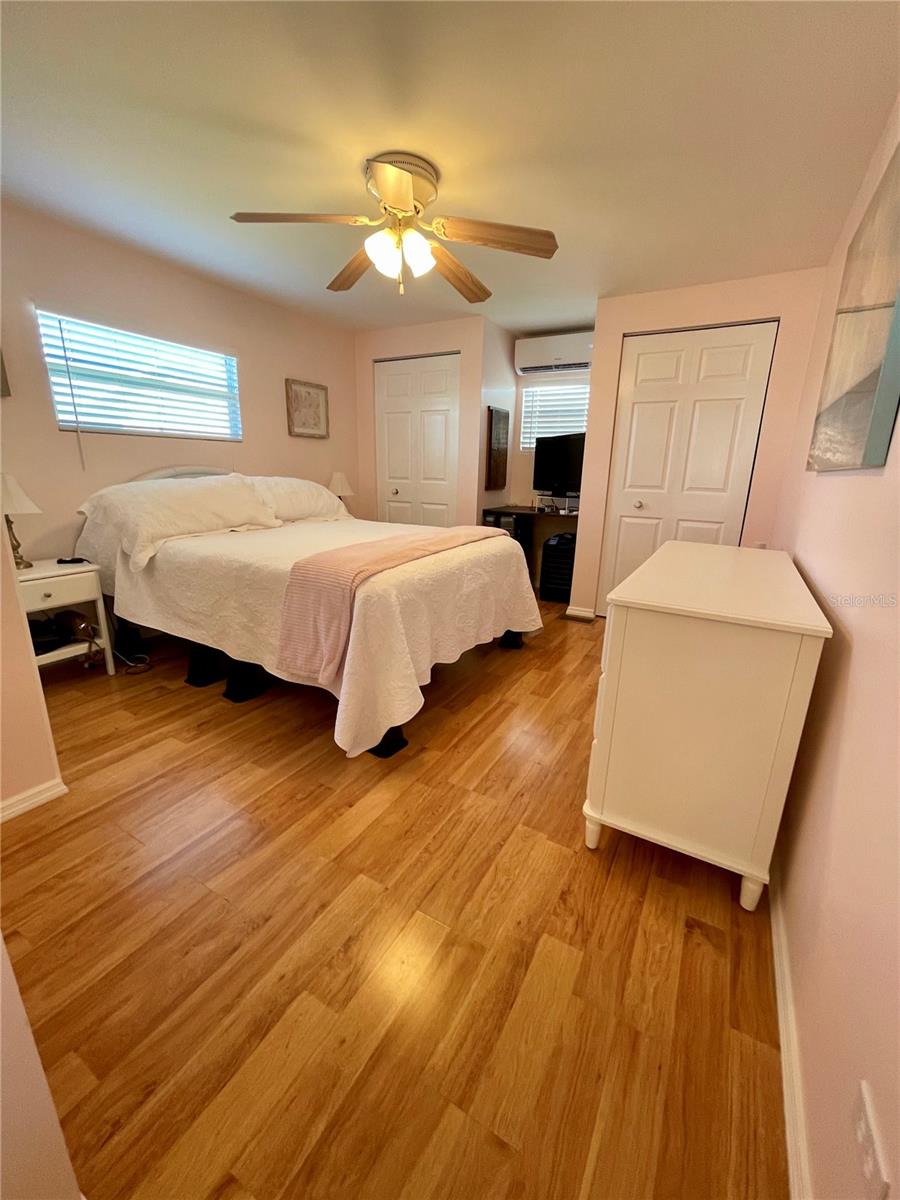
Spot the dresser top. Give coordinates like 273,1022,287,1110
17,558,100,583
607,542,833,638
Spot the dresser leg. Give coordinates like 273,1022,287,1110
740,876,765,912
585,818,602,850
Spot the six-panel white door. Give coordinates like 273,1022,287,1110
596,322,778,614
374,354,460,526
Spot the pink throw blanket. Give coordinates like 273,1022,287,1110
276,526,509,685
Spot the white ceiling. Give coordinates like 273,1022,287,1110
2,2,897,333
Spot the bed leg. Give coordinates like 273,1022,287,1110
499,629,524,649
114,614,144,661
185,643,229,688
223,660,272,703
367,725,408,758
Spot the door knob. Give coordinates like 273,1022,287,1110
391,488,399,496
633,500,644,509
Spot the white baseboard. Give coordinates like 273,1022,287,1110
0,776,68,822
564,605,597,622
769,867,812,1200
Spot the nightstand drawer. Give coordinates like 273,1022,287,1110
20,572,100,612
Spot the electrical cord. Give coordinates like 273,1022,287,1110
114,647,152,674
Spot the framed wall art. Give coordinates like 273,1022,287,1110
285,378,329,439
807,145,899,472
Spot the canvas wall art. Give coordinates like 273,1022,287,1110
807,145,900,471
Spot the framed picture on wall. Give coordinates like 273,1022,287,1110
285,378,329,438
485,406,509,490
807,145,900,471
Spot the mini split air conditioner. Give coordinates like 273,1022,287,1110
514,330,594,376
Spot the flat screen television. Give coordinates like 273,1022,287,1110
533,432,585,496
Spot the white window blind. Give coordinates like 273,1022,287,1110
520,381,590,450
37,310,242,441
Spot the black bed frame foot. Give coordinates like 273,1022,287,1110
499,629,524,649
223,660,272,703
185,643,229,687
114,614,145,662
367,725,408,758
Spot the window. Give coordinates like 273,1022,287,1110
37,311,242,441
520,380,590,450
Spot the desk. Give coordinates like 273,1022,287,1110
482,506,578,583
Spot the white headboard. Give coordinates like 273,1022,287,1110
132,466,229,481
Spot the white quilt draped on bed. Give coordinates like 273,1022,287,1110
104,519,542,756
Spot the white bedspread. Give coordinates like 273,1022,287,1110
105,519,542,756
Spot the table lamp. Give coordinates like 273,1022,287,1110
1,474,41,570
327,471,355,502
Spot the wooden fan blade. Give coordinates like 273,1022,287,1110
231,212,371,225
327,248,372,292
429,216,558,259
367,161,415,212
430,243,491,303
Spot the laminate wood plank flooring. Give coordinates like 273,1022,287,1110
1,602,789,1199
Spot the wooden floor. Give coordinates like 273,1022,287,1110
1,603,788,1200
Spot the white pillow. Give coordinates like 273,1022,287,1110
78,473,281,572
247,476,349,522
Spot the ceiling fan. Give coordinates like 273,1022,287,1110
231,151,558,303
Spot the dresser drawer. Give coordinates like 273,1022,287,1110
20,572,100,612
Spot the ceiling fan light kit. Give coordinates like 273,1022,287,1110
231,149,558,303
363,226,436,283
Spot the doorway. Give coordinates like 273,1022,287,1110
596,321,778,614
374,354,461,526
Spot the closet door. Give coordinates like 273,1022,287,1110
374,354,460,526
596,322,777,613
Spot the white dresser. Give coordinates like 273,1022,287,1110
584,542,832,910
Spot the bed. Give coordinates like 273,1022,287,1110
76,469,542,756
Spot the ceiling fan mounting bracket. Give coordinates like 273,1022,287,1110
365,151,440,213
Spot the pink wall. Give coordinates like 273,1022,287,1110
1,939,82,1199
0,201,359,561
0,537,62,810
570,268,826,614
772,102,899,1199
354,315,488,525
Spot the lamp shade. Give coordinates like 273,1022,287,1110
1,474,41,516
364,230,402,279
401,228,436,278
327,471,355,498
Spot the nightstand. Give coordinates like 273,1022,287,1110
17,559,115,675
